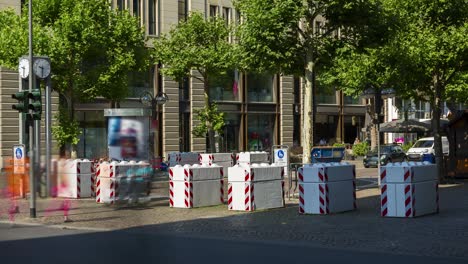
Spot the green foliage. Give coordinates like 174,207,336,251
352,142,369,157
401,142,413,153
153,12,235,83
0,0,150,103
332,143,346,147
51,107,82,147
192,102,225,137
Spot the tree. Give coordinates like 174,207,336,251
0,0,150,155
323,0,468,181
153,12,235,152
234,0,383,163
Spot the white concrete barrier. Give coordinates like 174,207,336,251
298,162,356,214
236,151,269,165
57,159,94,199
228,180,284,211
169,179,224,208
380,162,438,217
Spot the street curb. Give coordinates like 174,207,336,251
0,220,111,232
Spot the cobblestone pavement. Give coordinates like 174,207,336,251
1,167,467,260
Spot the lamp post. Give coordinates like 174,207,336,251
140,91,168,173
362,87,395,185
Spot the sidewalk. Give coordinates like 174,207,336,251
1,178,468,259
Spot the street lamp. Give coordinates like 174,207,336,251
140,91,169,172
361,87,395,185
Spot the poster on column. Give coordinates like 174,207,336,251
107,117,149,161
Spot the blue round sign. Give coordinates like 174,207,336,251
277,150,284,159
15,148,23,159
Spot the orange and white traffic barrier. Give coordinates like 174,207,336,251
380,162,438,218
227,163,284,211
298,162,356,215
57,159,94,199
169,164,224,208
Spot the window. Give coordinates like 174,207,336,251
210,5,218,17
209,70,240,102
127,67,154,98
76,111,107,160
247,114,275,151
117,0,125,10
247,73,275,103
133,0,141,17
222,7,230,26
178,0,187,22
148,0,157,35
315,21,325,35
344,95,360,105
317,86,336,104
222,114,240,152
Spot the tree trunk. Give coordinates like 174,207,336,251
203,79,216,153
432,76,446,183
302,49,315,164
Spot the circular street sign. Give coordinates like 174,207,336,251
277,149,284,159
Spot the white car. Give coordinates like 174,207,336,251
406,136,449,161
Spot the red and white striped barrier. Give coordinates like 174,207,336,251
95,161,151,204
168,152,200,167
227,163,284,211
380,162,438,217
57,159,93,199
298,162,356,215
299,181,356,214
169,164,223,181
169,164,224,208
228,163,284,182
236,151,269,165
199,153,234,177
298,163,355,183
169,179,224,208
227,181,284,211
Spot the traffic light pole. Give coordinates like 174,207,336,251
46,78,52,197
28,0,36,218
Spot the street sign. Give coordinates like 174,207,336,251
13,144,25,174
273,145,289,176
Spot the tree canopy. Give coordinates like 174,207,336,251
322,0,468,180
234,0,383,162
153,12,234,152
0,0,150,148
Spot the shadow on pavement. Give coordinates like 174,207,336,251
1,180,467,263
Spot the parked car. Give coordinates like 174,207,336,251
363,144,407,168
406,137,449,161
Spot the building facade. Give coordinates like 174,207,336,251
1,0,367,165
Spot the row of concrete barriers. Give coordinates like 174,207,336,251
169,154,439,218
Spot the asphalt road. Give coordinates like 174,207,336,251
1,223,466,264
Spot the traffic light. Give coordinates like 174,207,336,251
12,91,29,113
28,89,42,120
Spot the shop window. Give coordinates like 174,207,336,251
128,67,154,98
317,86,336,104
76,111,107,159
247,114,275,151
344,95,361,105
222,114,240,152
247,73,275,103
209,70,240,102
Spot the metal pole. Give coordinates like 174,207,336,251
377,121,381,186
28,0,36,218
46,77,51,197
